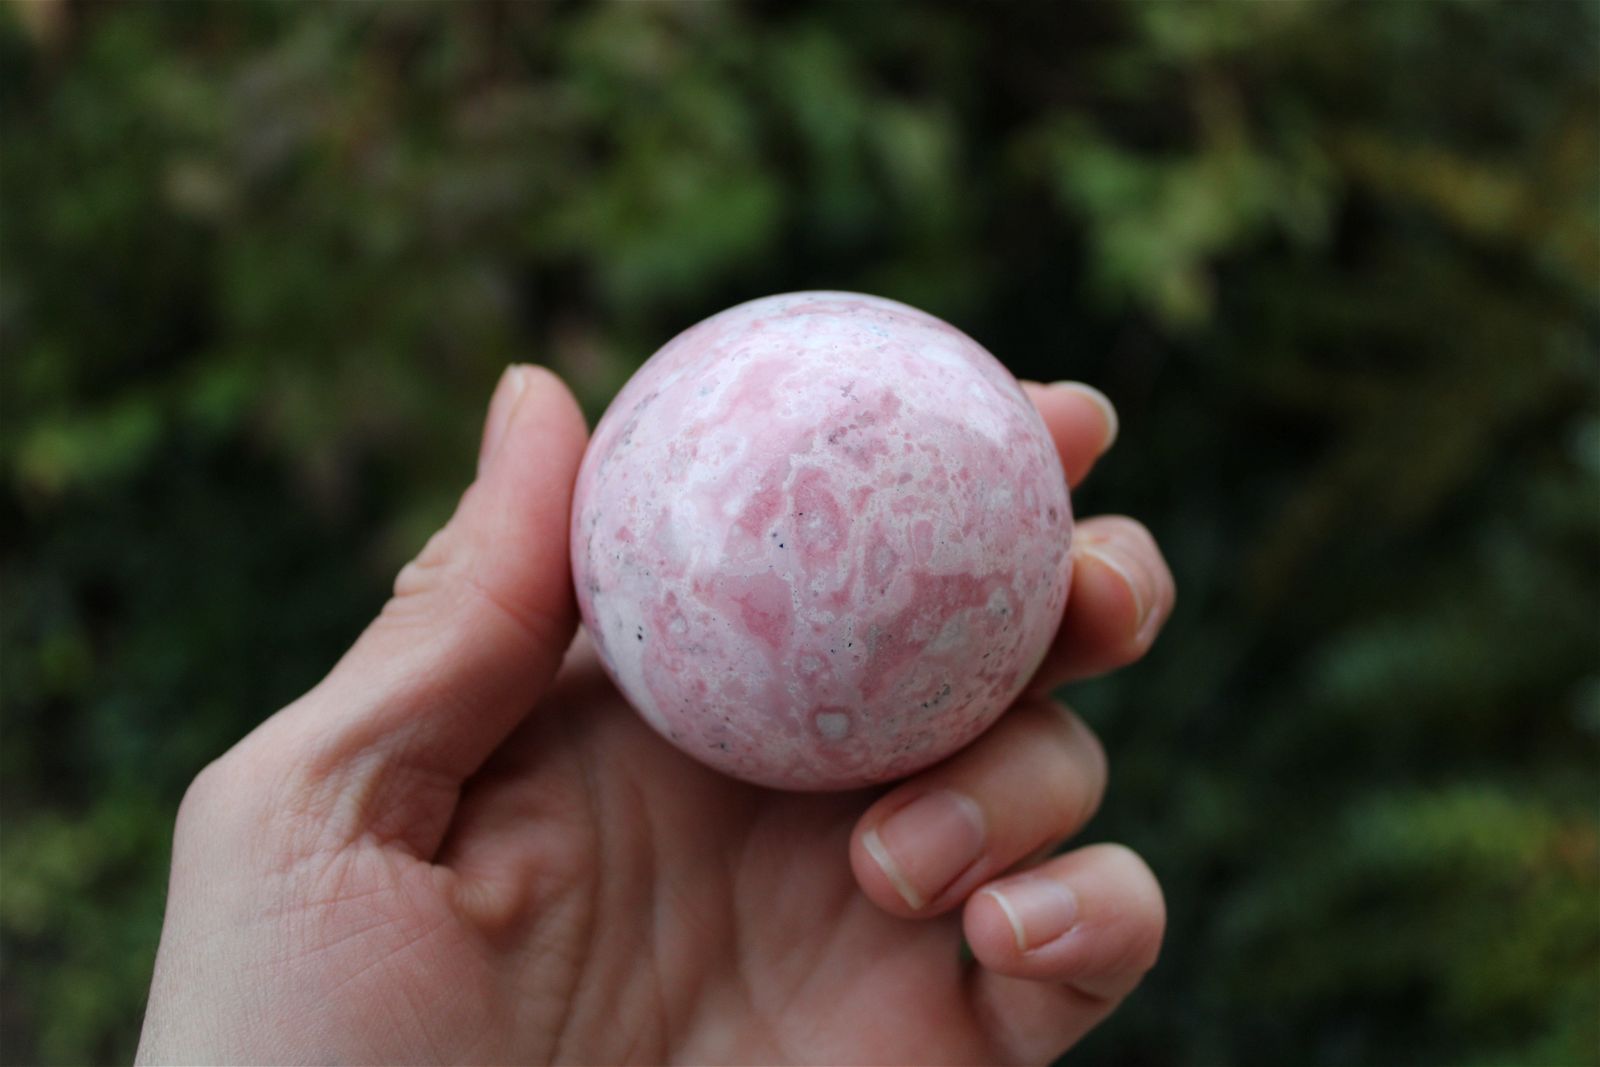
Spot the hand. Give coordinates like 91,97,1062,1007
138,367,1175,1066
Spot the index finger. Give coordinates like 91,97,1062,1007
1020,381,1118,489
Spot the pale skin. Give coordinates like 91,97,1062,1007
138,367,1176,1066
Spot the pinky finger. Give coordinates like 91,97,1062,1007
964,844,1166,1064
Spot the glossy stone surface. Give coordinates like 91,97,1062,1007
571,292,1072,790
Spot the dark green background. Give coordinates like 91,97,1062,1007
3,2,1597,1064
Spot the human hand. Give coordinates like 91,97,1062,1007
138,366,1175,1066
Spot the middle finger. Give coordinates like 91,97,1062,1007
849,699,1108,917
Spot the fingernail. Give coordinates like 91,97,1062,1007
863,789,986,910
478,365,531,474
1079,541,1152,635
982,875,1080,952
1050,382,1118,454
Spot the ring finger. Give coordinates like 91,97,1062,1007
849,699,1108,916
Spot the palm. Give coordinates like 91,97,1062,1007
387,649,1001,1064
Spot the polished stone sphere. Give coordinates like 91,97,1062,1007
571,292,1072,789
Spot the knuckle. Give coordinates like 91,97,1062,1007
460,570,571,654
387,517,568,653
1118,638,1153,667
173,747,264,847
175,757,225,831
1143,553,1176,615
1094,639,1148,675
1080,844,1166,988
392,526,458,602
176,733,318,850
1036,702,1110,825
1081,516,1171,595
1126,620,1161,659
1121,911,1167,981
1080,513,1152,547
1114,514,1158,547
1095,842,1167,931
1093,840,1154,879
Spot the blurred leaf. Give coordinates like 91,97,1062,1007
2,2,1596,1065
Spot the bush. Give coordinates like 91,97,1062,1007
3,2,1596,1063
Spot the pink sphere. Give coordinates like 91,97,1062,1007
571,292,1072,790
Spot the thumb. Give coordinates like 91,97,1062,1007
270,365,589,855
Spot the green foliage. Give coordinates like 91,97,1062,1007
2,2,1596,1064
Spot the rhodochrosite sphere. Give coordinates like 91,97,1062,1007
571,292,1072,790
